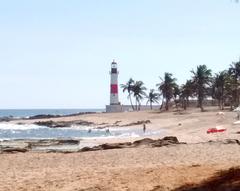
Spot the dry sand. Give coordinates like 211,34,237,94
2,107,240,191
0,143,240,191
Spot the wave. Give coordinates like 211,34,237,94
0,123,45,130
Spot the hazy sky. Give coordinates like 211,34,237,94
0,0,240,109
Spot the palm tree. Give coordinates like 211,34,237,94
228,61,240,106
132,81,147,110
121,78,135,110
156,72,177,111
191,65,212,112
212,71,227,110
146,89,160,110
180,80,194,110
224,72,236,110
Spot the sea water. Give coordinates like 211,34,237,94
0,123,163,140
0,109,104,118
0,109,162,140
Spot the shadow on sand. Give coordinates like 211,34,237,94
173,167,240,191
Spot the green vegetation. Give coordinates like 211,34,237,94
121,59,240,112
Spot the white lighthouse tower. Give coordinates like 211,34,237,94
110,60,119,105
106,60,122,112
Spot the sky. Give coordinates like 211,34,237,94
0,0,240,109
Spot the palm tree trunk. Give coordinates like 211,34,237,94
199,98,204,112
135,99,138,111
150,102,152,110
165,99,169,111
183,99,187,110
129,94,134,110
218,99,221,109
160,98,164,110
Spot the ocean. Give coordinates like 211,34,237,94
0,109,105,118
0,109,162,141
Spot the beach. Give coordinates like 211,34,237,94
1,107,240,190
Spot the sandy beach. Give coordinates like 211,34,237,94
1,107,240,191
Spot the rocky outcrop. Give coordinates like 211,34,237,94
28,114,61,119
34,120,94,128
0,116,15,122
0,139,80,153
79,136,184,152
28,112,98,120
1,137,240,154
122,120,151,127
1,147,28,153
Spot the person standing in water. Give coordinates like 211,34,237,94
143,123,146,133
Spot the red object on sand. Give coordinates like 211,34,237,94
207,128,226,134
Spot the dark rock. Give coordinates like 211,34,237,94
79,137,181,152
28,114,61,120
162,136,179,143
34,120,94,128
123,120,151,127
114,120,122,124
57,139,79,145
75,120,94,126
0,116,14,122
223,139,240,145
133,138,155,146
100,143,129,150
2,147,28,153
28,112,98,120
80,147,94,152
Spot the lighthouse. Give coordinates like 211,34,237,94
110,60,120,105
106,60,122,112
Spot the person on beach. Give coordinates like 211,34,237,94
143,123,146,133
106,129,110,134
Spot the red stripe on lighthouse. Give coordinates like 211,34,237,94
111,84,118,94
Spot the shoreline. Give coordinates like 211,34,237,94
1,107,240,190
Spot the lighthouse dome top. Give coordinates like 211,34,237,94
111,60,117,68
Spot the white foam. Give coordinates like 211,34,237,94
0,123,45,130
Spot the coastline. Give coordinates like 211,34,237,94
1,107,240,190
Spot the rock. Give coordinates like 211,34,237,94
28,114,61,120
57,140,79,145
223,139,240,145
2,147,28,153
133,138,155,146
34,120,94,128
100,142,131,150
162,136,179,143
0,136,183,153
0,116,14,122
80,137,181,152
123,120,151,127
28,112,98,120
80,147,94,152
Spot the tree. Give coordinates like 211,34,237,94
212,71,227,110
191,65,212,112
146,89,160,110
132,81,147,110
180,80,194,110
224,72,237,110
228,61,240,107
121,78,135,110
157,72,177,111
